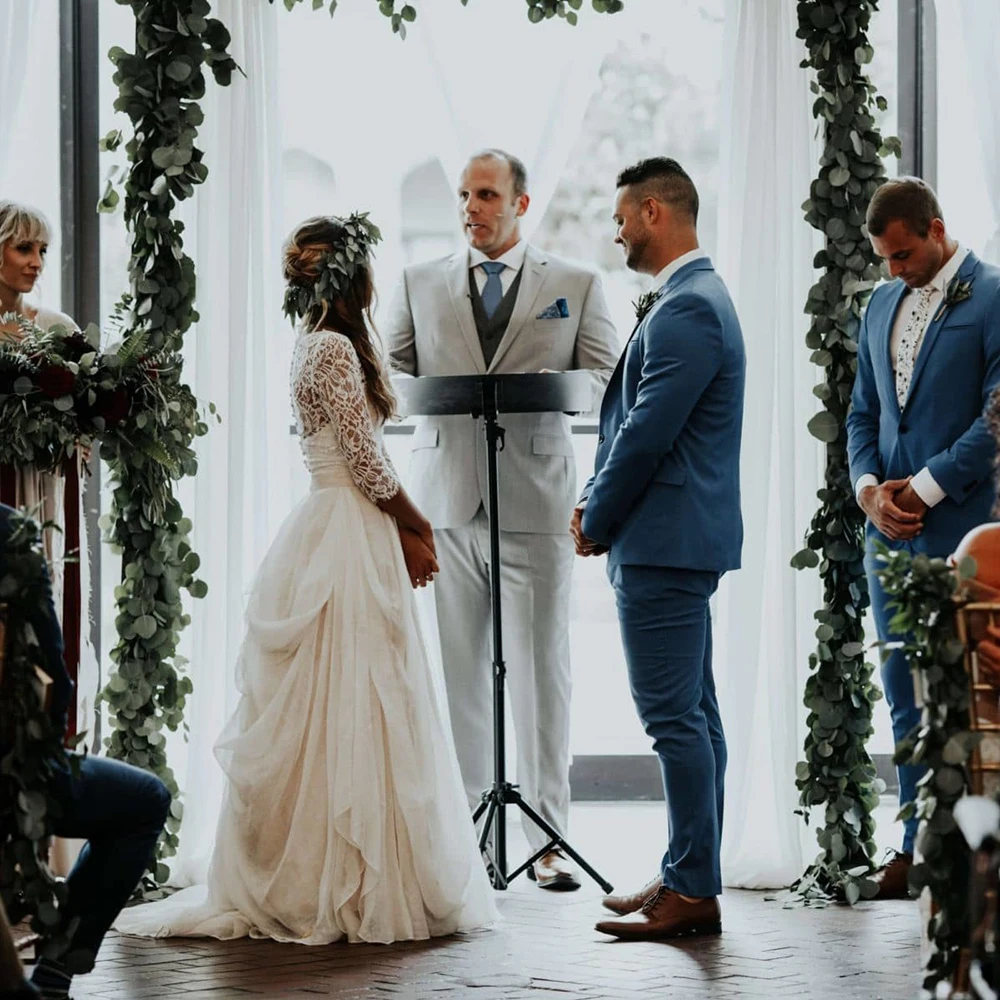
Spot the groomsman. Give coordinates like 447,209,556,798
847,177,1000,897
386,149,618,890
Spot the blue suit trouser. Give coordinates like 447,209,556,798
48,755,170,966
609,563,725,897
864,545,924,855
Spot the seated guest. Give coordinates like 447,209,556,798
0,898,38,999
0,503,170,1000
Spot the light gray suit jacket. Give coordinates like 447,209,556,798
386,244,619,534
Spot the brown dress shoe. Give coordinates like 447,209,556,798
869,851,914,900
602,875,663,915
595,886,722,940
529,849,581,891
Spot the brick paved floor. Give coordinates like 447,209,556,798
62,803,920,999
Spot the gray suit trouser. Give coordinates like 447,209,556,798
434,506,574,853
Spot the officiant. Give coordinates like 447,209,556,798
386,148,618,891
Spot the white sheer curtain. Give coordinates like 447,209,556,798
415,3,620,236
0,0,35,187
713,0,821,888
168,0,291,885
956,0,1000,263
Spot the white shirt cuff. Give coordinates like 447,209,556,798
910,467,947,508
855,474,879,502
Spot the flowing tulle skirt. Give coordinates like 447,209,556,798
115,479,496,944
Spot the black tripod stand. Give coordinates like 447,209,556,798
395,372,613,893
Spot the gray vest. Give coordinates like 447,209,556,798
469,266,524,368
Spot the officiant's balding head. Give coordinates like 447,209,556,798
458,149,530,259
613,157,700,276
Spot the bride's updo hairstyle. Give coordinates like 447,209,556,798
0,201,51,259
283,213,395,423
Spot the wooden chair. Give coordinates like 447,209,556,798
956,602,1000,798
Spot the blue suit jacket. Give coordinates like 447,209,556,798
580,258,746,572
847,250,1000,556
0,503,73,741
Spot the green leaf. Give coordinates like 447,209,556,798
165,60,193,83
791,548,820,570
807,410,840,443
134,615,158,640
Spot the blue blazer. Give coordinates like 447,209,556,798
580,258,745,572
0,503,73,741
847,250,1000,556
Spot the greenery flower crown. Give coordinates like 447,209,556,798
282,212,383,325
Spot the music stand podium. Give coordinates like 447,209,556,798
394,371,613,893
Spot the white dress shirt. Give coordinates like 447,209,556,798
651,247,711,293
855,245,969,508
469,240,527,297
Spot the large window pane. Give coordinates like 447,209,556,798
2,5,63,314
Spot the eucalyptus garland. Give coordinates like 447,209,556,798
98,0,234,886
0,510,90,971
877,547,975,993
790,0,901,900
273,0,623,37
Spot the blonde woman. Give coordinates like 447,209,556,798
0,200,81,616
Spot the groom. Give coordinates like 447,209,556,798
847,177,1000,897
572,157,745,939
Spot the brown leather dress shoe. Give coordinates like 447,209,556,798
869,850,914,900
529,849,581,891
595,886,722,940
602,875,663,915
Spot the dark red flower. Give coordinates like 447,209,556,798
58,332,92,363
97,388,130,427
36,364,76,398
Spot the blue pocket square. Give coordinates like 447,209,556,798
536,297,570,320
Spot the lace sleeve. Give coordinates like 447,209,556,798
310,334,401,503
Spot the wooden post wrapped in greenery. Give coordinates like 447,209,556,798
791,0,901,900
98,0,235,886
273,0,623,37
878,547,976,993
0,510,91,972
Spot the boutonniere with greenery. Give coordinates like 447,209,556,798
632,289,662,325
932,273,974,324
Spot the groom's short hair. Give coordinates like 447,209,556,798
617,158,699,224
866,176,945,239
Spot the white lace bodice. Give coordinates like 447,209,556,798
290,330,400,503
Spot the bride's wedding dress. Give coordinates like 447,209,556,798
115,329,496,945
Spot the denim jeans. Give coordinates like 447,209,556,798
48,755,169,966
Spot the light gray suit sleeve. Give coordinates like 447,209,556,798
385,268,417,376
572,271,619,412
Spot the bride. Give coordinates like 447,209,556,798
115,213,496,945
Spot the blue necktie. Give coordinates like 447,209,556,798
479,261,506,319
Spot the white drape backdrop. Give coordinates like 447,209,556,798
416,2,620,238
956,0,1000,263
146,0,831,891
713,0,821,888
168,0,291,885
0,0,35,187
